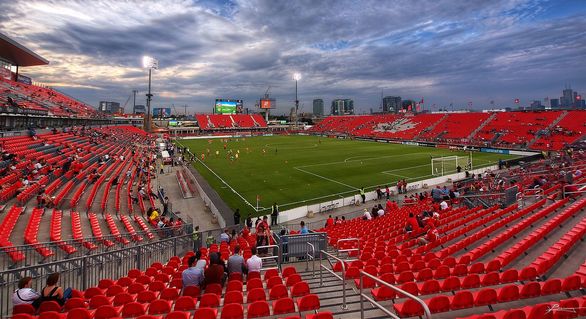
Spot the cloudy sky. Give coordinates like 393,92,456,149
1,0,585,114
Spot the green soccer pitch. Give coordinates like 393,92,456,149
176,135,519,215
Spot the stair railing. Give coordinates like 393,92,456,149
359,270,432,319
336,237,360,259
305,242,316,275
256,244,281,271
319,250,348,309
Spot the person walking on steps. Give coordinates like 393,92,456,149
234,208,241,225
270,203,279,226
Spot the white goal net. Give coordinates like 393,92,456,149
431,154,472,176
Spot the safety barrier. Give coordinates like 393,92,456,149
273,231,326,263
0,234,192,316
319,250,348,310
336,237,360,259
358,270,432,319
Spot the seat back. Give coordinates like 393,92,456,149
174,296,196,311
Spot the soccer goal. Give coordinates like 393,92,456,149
431,154,472,176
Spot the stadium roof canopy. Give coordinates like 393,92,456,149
0,32,49,67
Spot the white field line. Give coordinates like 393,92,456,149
175,140,263,211
382,172,412,178
293,166,359,191
299,151,431,169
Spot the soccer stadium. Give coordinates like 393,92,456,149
1,2,586,319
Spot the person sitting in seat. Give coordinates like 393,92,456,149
12,277,40,306
182,255,204,288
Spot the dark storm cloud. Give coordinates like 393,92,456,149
28,13,206,67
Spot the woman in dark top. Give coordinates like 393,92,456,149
38,273,72,307
204,252,226,287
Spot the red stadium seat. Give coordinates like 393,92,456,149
272,297,296,315
221,303,244,319
247,301,270,318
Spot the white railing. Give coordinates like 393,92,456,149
336,237,360,259
319,250,348,310
358,270,432,319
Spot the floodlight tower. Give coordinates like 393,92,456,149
142,56,158,132
293,73,301,129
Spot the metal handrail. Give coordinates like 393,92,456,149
256,244,281,271
359,270,432,319
563,182,586,195
306,242,315,275
320,250,348,309
336,237,360,258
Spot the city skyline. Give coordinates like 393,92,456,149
1,0,585,115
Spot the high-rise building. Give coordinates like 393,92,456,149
98,101,122,114
133,105,146,114
560,88,574,107
382,96,402,113
331,99,354,115
550,98,559,109
530,100,544,109
313,99,324,116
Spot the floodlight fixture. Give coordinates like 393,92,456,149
142,56,158,69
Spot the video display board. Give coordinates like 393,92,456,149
260,98,276,109
215,99,243,114
153,107,171,117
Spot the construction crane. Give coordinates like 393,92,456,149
121,89,139,114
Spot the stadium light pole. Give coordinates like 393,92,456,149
143,56,158,133
293,72,301,129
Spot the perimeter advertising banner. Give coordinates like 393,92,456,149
17,74,32,85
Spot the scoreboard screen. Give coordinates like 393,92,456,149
215,99,243,114
259,98,276,109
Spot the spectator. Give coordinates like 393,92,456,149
227,246,246,275
220,229,231,243
194,251,207,270
149,209,159,223
270,203,279,226
162,196,171,216
241,225,250,239
405,213,420,234
431,186,442,202
246,247,262,273
334,216,341,225
12,277,40,306
418,227,439,246
182,255,204,288
362,208,372,220
440,200,449,210
300,220,309,234
325,215,334,227
246,215,253,229
256,224,269,254
233,208,241,225
37,273,71,307
204,252,226,287
377,204,385,217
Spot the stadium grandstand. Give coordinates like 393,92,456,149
2,34,586,319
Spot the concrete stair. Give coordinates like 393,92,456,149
468,112,496,140
414,113,448,140
526,110,569,149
